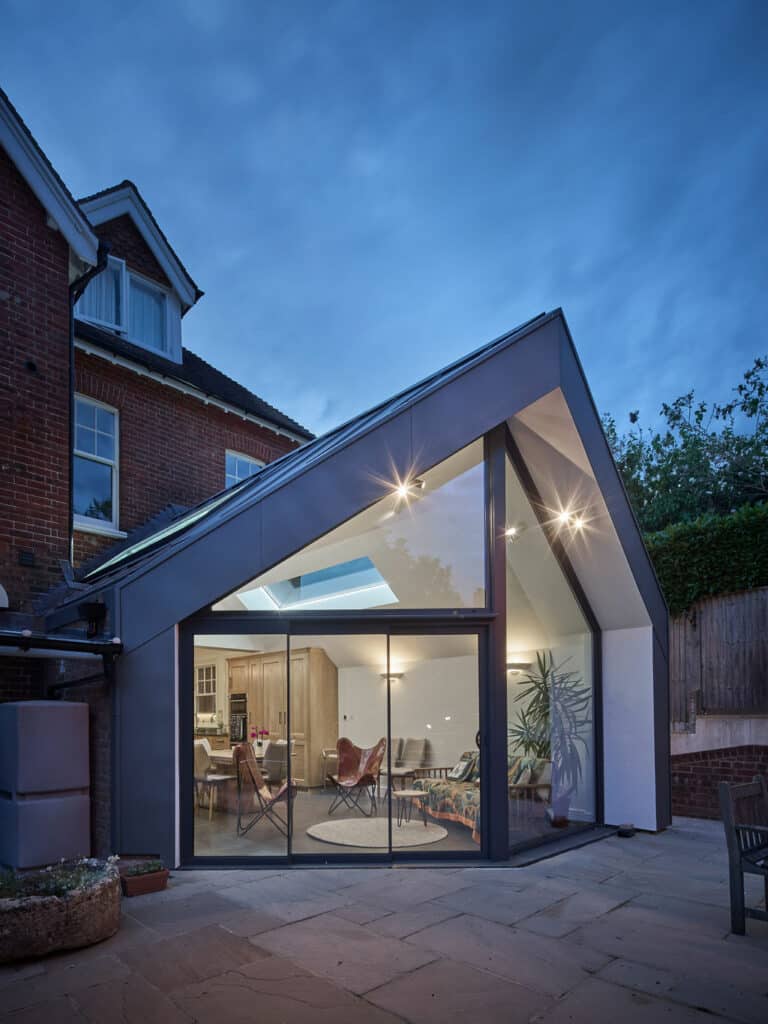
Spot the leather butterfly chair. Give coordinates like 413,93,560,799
234,742,296,839
327,737,387,817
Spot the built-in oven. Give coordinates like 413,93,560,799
229,693,247,743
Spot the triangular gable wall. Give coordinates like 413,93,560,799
50,312,665,663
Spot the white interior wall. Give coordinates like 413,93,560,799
338,654,479,768
508,634,596,822
602,626,657,830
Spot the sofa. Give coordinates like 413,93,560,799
411,752,553,842
412,751,482,842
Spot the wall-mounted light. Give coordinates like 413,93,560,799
380,672,404,681
506,661,532,677
504,526,518,539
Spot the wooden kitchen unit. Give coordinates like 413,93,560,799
227,648,338,788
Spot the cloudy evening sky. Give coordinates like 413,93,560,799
2,1,766,436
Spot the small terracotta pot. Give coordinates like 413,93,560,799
120,869,169,897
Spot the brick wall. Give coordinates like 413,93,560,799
0,657,45,701
48,657,112,858
0,146,71,612
671,745,768,819
93,214,171,288
73,352,298,564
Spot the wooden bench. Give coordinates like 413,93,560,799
718,775,768,934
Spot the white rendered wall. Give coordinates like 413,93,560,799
338,654,479,768
602,626,657,830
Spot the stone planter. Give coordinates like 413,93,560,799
120,868,169,897
0,863,120,964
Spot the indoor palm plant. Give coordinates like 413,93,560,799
508,650,591,825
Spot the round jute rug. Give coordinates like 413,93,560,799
306,817,448,849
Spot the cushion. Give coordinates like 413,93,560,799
400,737,427,768
447,752,476,781
507,756,522,784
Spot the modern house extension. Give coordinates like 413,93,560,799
42,310,671,867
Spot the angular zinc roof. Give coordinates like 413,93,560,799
80,311,549,588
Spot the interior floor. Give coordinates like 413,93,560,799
193,788,480,857
192,788,581,859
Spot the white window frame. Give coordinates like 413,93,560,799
195,663,217,717
76,258,177,359
75,255,128,333
225,449,264,489
126,269,170,354
73,394,121,536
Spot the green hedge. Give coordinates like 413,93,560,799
645,503,768,615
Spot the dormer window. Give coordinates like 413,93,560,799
78,256,126,332
76,255,178,359
129,276,166,351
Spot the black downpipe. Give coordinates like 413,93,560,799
68,241,110,565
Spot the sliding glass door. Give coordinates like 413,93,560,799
290,633,388,855
192,632,288,858
187,624,484,862
388,635,481,855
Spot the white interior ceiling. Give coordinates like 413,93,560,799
213,441,485,612
509,389,651,632
194,632,476,670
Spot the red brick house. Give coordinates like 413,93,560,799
0,87,312,697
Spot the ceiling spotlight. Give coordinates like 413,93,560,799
556,510,572,526
393,477,425,503
504,526,518,538
572,516,585,530
426,723,432,730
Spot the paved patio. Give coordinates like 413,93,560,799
1,817,766,1023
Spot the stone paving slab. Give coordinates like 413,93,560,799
170,958,404,1023
253,910,440,995
69,972,191,1024
598,958,768,1024
0,997,86,1023
2,819,767,1023
530,976,739,1023
431,875,583,926
366,956,553,1022
118,923,271,992
405,913,611,998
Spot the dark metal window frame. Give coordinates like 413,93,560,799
503,425,604,839
178,422,603,866
180,615,489,866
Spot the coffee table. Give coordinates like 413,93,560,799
394,789,428,828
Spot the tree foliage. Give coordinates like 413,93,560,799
645,504,768,615
603,356,768,534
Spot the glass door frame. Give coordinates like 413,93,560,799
179,613,492,866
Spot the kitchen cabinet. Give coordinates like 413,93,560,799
227,648,338,788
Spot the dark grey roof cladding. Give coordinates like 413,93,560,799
78,179,203,304
79,310,549,588
75,318,314,439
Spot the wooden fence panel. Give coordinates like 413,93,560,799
669,586,768,727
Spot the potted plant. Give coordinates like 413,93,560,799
119,859,169,897
508,650,591,827
0,857,121,963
